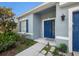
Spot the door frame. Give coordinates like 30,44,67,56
68,6,79,52
42,17,55,38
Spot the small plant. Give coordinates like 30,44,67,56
58,43,68,53
40,43,52,55
52,47,60,56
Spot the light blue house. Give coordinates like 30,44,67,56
17,2,79,53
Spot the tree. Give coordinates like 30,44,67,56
0,7,17,33
0,7,14,19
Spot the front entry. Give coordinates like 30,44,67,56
73,11,79,51
44,20,55,38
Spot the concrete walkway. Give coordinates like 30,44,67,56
16,43,46,56
34,38,56,46
16,40,79,56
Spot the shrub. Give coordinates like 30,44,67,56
58,43,68,53
0,32,20,52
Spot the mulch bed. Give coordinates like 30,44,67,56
0,39,37,56
0,48,17,56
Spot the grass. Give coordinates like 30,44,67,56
16,39,37,53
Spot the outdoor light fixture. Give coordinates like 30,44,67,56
61,14,65,21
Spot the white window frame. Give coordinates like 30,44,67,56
68,6,79,52
42,17,56,38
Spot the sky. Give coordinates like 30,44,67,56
0,2,43,16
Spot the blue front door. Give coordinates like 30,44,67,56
73,11,79,51
44,20,55,38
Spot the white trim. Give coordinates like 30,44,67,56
42,17,56,21
19,18,27,21
17,32,33,36
42,17,56,38
68,6,79,52
56,36,69,40
59,2,77,8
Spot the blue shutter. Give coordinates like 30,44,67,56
19,21,21,32
26,20,28,32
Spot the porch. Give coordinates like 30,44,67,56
34,38,56,46
33,5,56,39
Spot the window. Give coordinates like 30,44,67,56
26,20,28,32
19,20,28,33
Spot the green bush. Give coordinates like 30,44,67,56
58,43,68,53
0,32,20,52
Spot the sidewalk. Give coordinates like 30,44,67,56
16,43,46,56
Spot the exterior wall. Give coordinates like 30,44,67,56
40,7,56,38
56,3,79,38
56,39,68,47
33,14,42,39
27,14,34,34
18,14,34,39
56,3,79,52
55,3,71,50
40,10,56,20
32,6,56,39
55,3,69,50
40,6,56,20
56,3,68,38
21,20,26,32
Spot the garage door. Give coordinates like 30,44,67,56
73,11,79,51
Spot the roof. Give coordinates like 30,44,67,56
17,2,57,19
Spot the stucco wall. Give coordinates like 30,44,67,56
40,6,56,20
18,14,34,38
56,3,79,38
55,3,69,48
33,14,42,39
55,3,79,51
56,3,68,37
40,10,56,20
